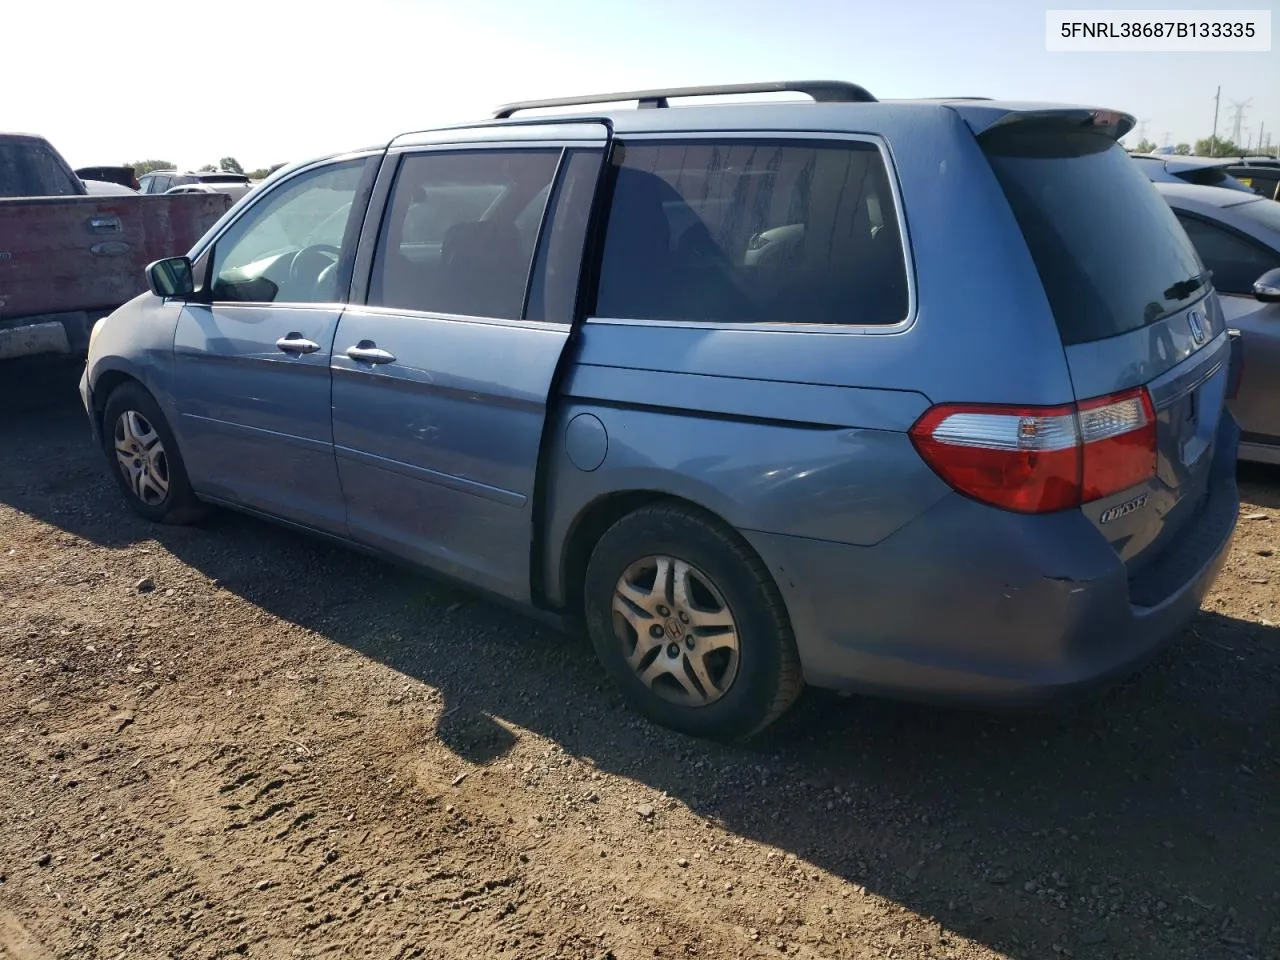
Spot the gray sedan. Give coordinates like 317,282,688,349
1155,182,1280,465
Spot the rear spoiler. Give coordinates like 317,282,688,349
947,103,1136,141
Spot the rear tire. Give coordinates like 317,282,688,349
101,382,205,525
583,502,803,740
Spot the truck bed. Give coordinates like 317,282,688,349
0,192,229,359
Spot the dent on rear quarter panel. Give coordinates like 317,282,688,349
88,293,184,432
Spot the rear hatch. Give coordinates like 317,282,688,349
980,122,1229,580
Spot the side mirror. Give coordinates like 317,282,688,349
1254,267,1280,303
146,256,194,299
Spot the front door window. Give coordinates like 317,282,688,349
208,159,369,304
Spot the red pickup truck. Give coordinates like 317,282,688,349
0,133,231,361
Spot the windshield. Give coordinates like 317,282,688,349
983,129,1205,345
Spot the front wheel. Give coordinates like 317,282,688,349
101,382,205,525
583,502,803,740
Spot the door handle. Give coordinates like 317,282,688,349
87,215,123,234
276,333,320,354
345,340,396,365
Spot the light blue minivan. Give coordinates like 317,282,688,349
81,82,1240,739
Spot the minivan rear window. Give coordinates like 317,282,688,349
982,129,1205,345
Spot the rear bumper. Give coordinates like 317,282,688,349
0,309,107,361
1238,435,1280,466
746,414,1241,706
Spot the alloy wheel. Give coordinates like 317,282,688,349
610,555,741,707
113,410,170,506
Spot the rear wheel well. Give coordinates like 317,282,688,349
560,492,768,618
561,492,665,616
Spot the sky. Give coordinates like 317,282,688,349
3,0,1276,172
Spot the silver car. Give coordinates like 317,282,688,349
1155,181,1280,464
80,83,1240,739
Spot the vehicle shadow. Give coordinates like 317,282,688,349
89,514,1280,958
4,377,1279,959
1238,461,1280,508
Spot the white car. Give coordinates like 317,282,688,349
80,178,137,195
1155,181,1280,464
138,169,253,202
165,183,232,195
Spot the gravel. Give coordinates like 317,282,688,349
0,363,1277,960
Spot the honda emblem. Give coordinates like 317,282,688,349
1188,310,1207,345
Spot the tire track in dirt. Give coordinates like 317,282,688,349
0,910,56,960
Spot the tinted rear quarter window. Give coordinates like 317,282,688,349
594,139,909,326
983,130,1205,345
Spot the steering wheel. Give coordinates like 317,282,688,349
288,244,341,292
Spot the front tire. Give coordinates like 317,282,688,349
101,382,205,525
583,502,803,740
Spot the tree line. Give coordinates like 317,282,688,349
127,157,287,180
1128,136,1275,157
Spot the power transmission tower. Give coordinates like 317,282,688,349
1136,119,1149,143
1228,98,1252,148
1210,86,1221,155
1162,131,1172,148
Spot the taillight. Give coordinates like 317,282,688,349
1077,388,1156,499
909,387,1157,514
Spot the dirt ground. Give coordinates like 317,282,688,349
1,363,1277,960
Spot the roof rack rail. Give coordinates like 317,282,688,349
492,80,877,119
